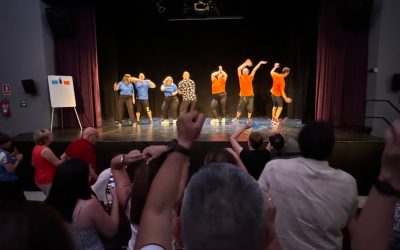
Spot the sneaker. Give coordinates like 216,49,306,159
247,118,253,124
232,117,239,122
149,120,153,124
210,118,219,124
132,122,137,127
271,118,279,125
161,120,169,125
221,118,226,124
172,119,177,125
116,122,122,127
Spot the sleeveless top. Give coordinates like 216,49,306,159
31,145,56,184
70,202,105,250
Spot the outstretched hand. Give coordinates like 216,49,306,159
274,63,280,68
259,60,268,65
177,111,205,149
143,145,168,165
379,119,400,190
245,59,253,67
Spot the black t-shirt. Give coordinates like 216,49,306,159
239,149,271,180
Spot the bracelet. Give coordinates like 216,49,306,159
375,180,399,196
166,139,190,156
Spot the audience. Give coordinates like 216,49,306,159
0,132,25,201
61,127,99,183
31,129,64,195
258,121,358,250
0,201,75,250
46,159,120,250
230,123,271,179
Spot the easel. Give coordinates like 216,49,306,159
50,106,82,131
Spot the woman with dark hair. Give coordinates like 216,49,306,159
46,159,120,250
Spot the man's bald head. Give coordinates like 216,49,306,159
82,127,98,145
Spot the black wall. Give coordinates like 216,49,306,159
96,0,319,121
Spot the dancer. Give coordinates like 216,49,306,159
233,59,267,122
131,73,156,124
178,71,197,115
210,65,228,124
113,74,136,127
270,63,292,124
160,76,179,125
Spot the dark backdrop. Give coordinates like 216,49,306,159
96,0,319,121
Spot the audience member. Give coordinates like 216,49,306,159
0,132,25,201
32,129,64,196
230,123,271,179
0,201,75,250
258,121,358,250
62,127,99,183
46,159,120,250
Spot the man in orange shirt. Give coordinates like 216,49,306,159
210,65,228,124
233,59,267,122
270,62,292,124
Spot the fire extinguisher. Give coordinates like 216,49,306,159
0,98,11,117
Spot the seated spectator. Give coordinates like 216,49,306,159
0,201,74,250
351,119,400,250
258,121,358,250
0,132,24,201
230,123,271,179
46,159,120,250
266,117,300,158
204,148,248,172
61,127,99,183
134,111,281,250
32,129,64,196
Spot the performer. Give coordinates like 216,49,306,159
270,63,292,124
160,76,179,125
131,73,156,124
210,65,228,124
233,59,267,122
113,74,136,127
178,71,197,115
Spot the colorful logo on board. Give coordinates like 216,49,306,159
51,78,70,85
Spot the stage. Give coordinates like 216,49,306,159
13,117,384,195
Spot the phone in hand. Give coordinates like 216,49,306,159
106,176,116,193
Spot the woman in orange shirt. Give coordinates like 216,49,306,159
210,66,228,124
270,63,292,124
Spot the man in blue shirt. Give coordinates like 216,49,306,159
132,73,156,124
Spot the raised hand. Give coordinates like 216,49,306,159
218,65,223,71
143,145,168,165
177,111,205,149
259,60,268,65
274,63,280,68
379,119,400,190
124,149,145,165
245,59,253,67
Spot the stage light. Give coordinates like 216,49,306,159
194,1,210,16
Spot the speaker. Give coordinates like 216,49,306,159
341,0,373,30
392,74,400,92
45,7,77,38
21,79,37,95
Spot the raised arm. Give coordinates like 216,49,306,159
351,119,400,250
211,71,219,82
135,111,205,250
250,60,268,77
113,82,119,91
230,123,251,155
238,59,252,77
147,79,156,88
270,63,280,76
219,65,228,80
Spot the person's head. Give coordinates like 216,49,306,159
282,67,290,77
204,148,237,166
183,71,190,80
46,159,91,223
269,133,285,151
164,76,173,84
0,132,12,150
0,201,75,250
299,121,334,161
181,163,267,250
82,127,98,145
139,73,145,80
217,73,224,80
33,129,53,146
248,131,264,150
122,74,131,83
242,67,250,76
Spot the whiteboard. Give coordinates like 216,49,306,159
47,75,76,108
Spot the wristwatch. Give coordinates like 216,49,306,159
375,180,399,196
166,139,190,156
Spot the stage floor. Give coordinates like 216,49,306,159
14,117,383,143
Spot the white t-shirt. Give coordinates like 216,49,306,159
258,157,358,250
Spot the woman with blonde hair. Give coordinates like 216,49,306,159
114,74,136,127
160,76,179,125
31,129,64,195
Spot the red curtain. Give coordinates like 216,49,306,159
316,0,368,127
54,5,102,127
